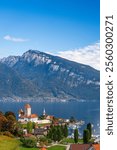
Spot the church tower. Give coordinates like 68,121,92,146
25,104,31,116
43,108,46,116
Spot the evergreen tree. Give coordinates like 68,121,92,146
74,128,78,143
52,127,57,141
87,123,92,139
60,125,64,137
63,124,68,137
57,126,63,141
83,129,90,143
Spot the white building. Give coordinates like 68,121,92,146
18,104,38,122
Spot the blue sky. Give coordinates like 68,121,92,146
0,0,100,69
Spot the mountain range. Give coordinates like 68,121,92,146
0,50,100,102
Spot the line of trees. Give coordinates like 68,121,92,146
83,123,92,143
47,124,68,142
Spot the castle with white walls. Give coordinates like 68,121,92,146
18,104,38,122
18,104,51,124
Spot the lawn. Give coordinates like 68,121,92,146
60,137,83,144
0,136,66,150
78,138,83,144
60,138,74,144
0,135,38,150
0,135,20,150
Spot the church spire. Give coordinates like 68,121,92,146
43,108,46,116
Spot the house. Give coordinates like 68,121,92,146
34,128,47,136
70,144,100,150
42,108,54,121
46,115,54,120
92,144,100,150
70,144,91,150
18,104,38,122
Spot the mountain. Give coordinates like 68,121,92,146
0,50,100,101
0,63,40,101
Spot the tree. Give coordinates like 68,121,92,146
83,129,90,143
27,122,33,133
7,115,16,122
47,128,52,139
52,127,58,141
47,125,63,142
56,126,63,141
63,124,68,138
5,111,16,119
0,114,7,131
87,123,92,139
74,128,78,143
5,114,17,133
0,111,17,134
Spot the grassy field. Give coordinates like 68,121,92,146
0,135,20,150
60,137,83,144
0,136,66,150
0,135,39,150
60,138,74,144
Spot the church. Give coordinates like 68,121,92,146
18,104,52,124
18,104,38,122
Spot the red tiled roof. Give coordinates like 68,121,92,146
25,104,31,108
70,144,91,150
93,144,100,150
19,114,38,119
41,147,47,150
30,114,38,118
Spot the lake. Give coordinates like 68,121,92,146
0,101,100,135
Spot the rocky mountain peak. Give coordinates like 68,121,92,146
22,50,52,65
0,55,20,67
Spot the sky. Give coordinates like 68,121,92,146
0,0,100,69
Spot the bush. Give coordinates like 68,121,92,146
20,137,25,143
21,137,37,148
48,138,52,143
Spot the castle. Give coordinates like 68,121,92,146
18,104,52,124
18,104,38,122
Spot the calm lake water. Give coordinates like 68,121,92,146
0,101,100,135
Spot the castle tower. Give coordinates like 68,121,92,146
25,104,31,116
18,109,24,117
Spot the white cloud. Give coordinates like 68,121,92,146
3,35,29,42
56,42,100,70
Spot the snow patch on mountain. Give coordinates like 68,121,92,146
50,64,59,71
0,56,19,67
